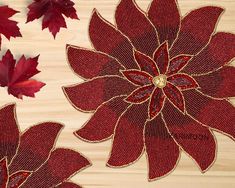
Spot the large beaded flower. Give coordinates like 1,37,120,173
0,104,90,188
63,0,235,181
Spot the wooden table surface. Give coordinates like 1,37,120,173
0,0,235,187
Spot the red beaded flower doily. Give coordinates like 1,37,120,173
0,104,90,187
63,0,235,181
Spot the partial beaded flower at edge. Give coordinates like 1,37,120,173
63,0,235,181
0,104,90,188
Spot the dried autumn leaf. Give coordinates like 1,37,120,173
0,50,45,99
0,6,22,49
26,0,78,38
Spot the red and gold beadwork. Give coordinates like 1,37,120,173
122,42,198,119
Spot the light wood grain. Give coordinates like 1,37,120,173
0,0,235,187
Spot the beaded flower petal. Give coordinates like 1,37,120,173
0,104,90,187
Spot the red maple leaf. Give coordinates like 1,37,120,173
0,50,45,99
26,0,79,38
0,6,22,49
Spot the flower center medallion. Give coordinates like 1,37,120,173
152,75,167,88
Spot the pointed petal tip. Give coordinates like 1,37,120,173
29,122,64,136
0,103,17,115
158,41,169,50
46,121,64,130
197,6,225,21
73,129,97,143
92,8,99,16
133,49,140,56
119,69,126,75
209,6,224,12
148,174,163,182
162,40,168,46
106,161,112,167
1,103,16,111
73,130,78,137
148,112,160,121
90,9,104,24
80,153,92,168
179,105,186,114
106,156,133,169
124,96,136,104
73,130,99,144
179,55,193,62
124,95,133,103
106,160,118,168
106,159,125,168
62,86,73,102
56,148,92,169
148,177,156,182
66,44,72,49
148,104,162,120
62,85,68,93
121,70,136,80
197,158,215,173
189,6,224,17
0,157,7,163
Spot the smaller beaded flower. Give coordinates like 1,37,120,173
0,104,90,188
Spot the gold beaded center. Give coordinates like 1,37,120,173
152,74,167,88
